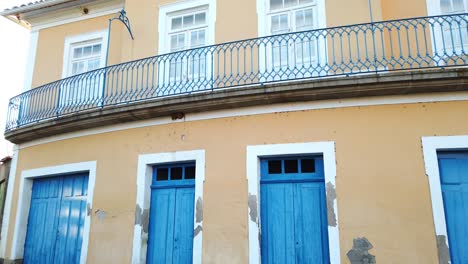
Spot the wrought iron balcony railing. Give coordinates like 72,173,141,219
5,14,468,132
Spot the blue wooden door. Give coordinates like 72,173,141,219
23,173,88,264
438,152,468,263
147,163,196,264
260,156,330,264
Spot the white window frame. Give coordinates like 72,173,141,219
9,161,97,264
132,150,205,264
426,0,468,62
62,30,108,78
158,0,216,55
60,31,108,107
256,0,327,81
157,0,216,91
421,135,468,262
246,142,340,264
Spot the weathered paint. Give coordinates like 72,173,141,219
436,235,450,264
196,197,203,224
5,100,468,263
346,237,376,264
247,194,258,224
326,182,337,227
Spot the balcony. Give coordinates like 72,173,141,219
5,14,468,143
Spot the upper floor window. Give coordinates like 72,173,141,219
62,31,107,78
60,31,108,107
268,0,317,35
68,39,103,76
263,0,326,77
159,0,215,89
168,10,208,53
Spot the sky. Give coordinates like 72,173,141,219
0,1,30,158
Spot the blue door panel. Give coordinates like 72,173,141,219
260,183,295,264
260,156,330,264
293,183,330,263
438,153,468,264
147,189,176,264
23,174,88,264
173,188,195,264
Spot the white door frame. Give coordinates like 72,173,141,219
421,135,468,262
10,161,97,264
246,142,340,263
132,149,205,264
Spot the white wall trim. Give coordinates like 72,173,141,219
61,30,109,78
421,135,468,260
246,142,340,264
0,145,19,258
9,161,97,264
17,91,468,150
132,150,205,264
157,0,216,54
22,32,38,92
31,7,122,32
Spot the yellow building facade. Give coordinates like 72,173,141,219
1,0,467,263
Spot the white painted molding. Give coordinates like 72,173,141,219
9,161,97,264
132,150,205,264
0,145,19,258
157,0,216,54
246,142,340,264
31,6,123,32
22,32,38,92
421,135,468,260
61,30,109,78
18,91,468,150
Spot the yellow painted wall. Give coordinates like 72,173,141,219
32,15,121,88
5,98,468,263
381,0,428,20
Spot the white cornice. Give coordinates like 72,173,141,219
1,0,123,31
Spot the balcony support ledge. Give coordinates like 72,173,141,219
5,68,468,144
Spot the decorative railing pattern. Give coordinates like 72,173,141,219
5,14,468,131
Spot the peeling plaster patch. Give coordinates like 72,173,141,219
194,225,203,237
326,182,337,227
436,235,450,264
347,237,376,264
196,197,203,223
86,203,92,216
95,209,107,220
248,194,258,223
135,204,150,233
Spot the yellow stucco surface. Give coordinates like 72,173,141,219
5,98,468,263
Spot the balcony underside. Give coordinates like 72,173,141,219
5,68,468,144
